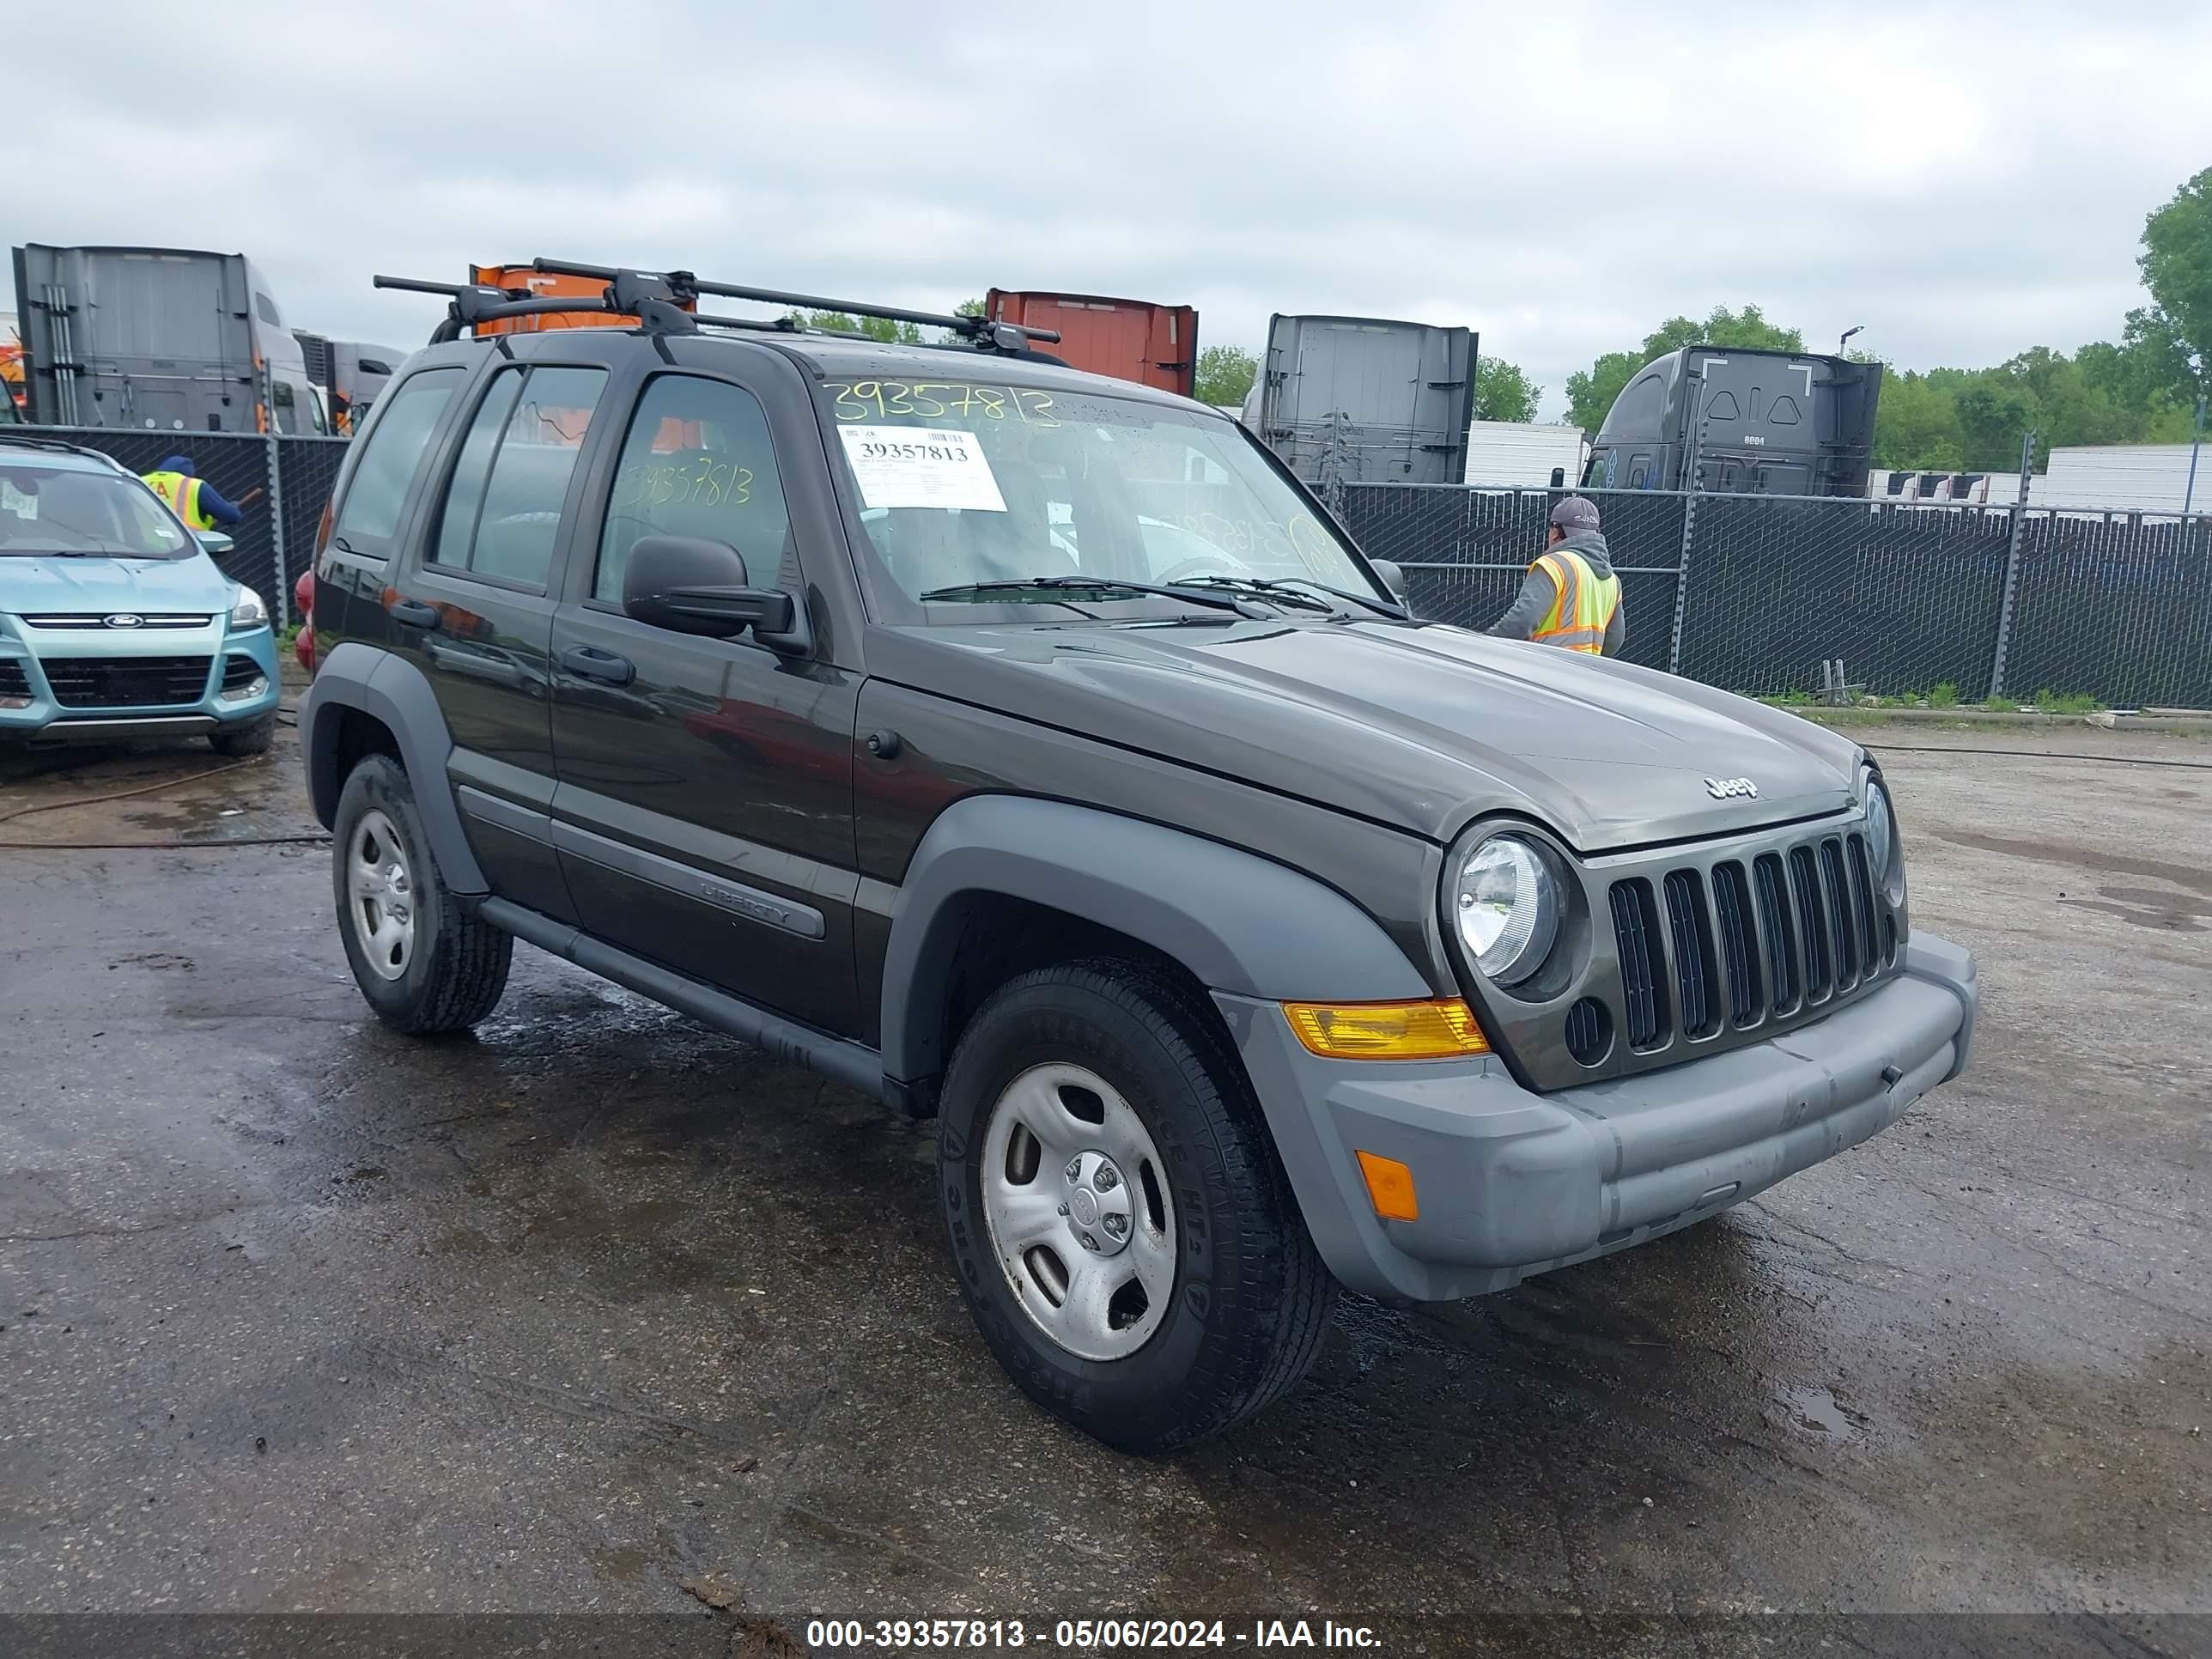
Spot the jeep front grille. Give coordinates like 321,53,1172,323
1609,880,1664,1049
1711,860,1760,1027
1607,827,1888,1057
40,655,212,709
1662,869,1719,1039
1752,853,1799,1015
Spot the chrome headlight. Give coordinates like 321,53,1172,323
1866,779,1896,876
1451,835,1561,986
228,586,269,632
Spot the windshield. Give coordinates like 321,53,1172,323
0,460,195,559
817,376,1382,608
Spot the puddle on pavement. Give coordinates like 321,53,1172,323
1774,1381,1863,1440
1932,830,2212,897
2056,884,2209,932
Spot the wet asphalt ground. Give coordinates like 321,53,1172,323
0,710,2206,1653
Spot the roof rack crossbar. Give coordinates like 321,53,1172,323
530,257,1061,349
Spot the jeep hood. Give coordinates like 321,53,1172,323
878,618,1864,849
0,554,234,612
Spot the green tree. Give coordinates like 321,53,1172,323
1193,344,1257,408
2137,166,2212,398
1564,305,1804,432
1950,375,2039,472
1474,356,1540,422
796,309,921,345
1871,371,1963,471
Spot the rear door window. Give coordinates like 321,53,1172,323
429,365,608,590
328,367,464,557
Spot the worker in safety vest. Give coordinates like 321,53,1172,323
142,455,253,534
1487,495,1625,655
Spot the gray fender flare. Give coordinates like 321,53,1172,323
300,641,488,895
879,794,1430,1085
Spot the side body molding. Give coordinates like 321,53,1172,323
878,794,1431,1087
299,641,489,895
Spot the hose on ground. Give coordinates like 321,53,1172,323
0,702,331,850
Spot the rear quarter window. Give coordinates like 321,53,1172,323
329,367,465,558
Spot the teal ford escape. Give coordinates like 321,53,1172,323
0,438,279,753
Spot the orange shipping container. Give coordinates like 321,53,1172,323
985,290,1197,397
468,264,696,335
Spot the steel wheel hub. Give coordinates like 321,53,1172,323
978,1062,1177,1363
1060,1150,1133,1257
348,809,416,982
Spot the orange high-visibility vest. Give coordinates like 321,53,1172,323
1530,548,1621,654
143,471,211,530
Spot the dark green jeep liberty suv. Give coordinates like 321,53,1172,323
301,267,1977,1451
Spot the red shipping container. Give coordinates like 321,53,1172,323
986,290,1198,397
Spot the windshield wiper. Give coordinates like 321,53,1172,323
921,576,1273,618
1175,574,1407,619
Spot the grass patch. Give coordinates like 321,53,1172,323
1929,682,1960,708
2030,689,2103,715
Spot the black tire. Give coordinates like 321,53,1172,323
209,714,276,757
938,959,1335,1453
331,754,512,1034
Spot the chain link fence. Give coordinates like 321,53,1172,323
273,437,349,593
1344,483,2212,709
24,429,2208,709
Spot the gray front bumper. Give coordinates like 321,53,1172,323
1217,933,1978,1303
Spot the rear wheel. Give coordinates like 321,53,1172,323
938,960,1334,1452
331,755,511,1034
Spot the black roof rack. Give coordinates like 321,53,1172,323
376,264,1066,361
530,258,1061,351
374,272,745,345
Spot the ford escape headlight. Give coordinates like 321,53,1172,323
1451,835,1560,986
228,586,269,632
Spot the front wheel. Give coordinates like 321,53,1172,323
938,961,1334,1452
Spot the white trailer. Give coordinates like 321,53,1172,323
1462,421,1588,489
2041,444,2207,514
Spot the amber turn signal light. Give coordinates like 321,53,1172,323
1282,999,1491,1060
1356,1151,1419,1222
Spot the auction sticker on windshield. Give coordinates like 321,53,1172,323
836,425,1006,513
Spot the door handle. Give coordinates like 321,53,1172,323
386,597,441,630
426,640,523,688
560,645,635,687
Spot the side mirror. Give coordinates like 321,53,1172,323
1368,558,1407,601
196,529,236,556
622,535,796,640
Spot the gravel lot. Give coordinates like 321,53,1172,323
1,717,2206,1654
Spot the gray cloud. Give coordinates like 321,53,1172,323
13,0,2209,417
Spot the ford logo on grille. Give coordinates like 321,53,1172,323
1705,775,1759,799
105,613,145,629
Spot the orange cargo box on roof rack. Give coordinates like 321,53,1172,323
468,264,697,334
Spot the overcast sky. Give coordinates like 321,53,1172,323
11,1,2209,419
